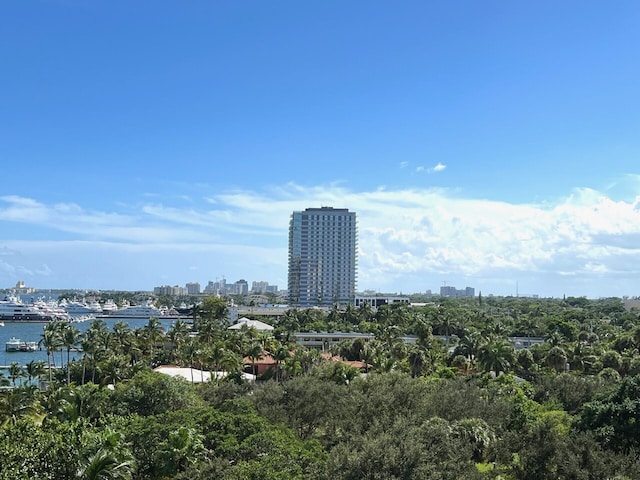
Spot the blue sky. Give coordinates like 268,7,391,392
2,1,640,298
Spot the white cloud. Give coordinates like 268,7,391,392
400,161,409,168
428,162,447,173
2,182,640,297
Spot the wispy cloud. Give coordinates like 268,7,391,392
2,184,640,296
428,162,447,173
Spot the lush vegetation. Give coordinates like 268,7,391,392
2,295,640,479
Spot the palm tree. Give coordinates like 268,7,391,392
280,308,301,333
437,310,456,344
76,448,134,480
454,329,483,362
453,418,496,463
477,338,514,375
413,314,433,348
40,322,62,383
42,386,78,423
25,360,46,386
546,331,566,347
195,317,221,346
246,342,263,377
179,339,200,384
154,426,204,478
257,331,274,353
282,354,302,379
360,343,375,373
545,346,568,373
197,296,228,328
60,322,82,385
299,348,321,374
142,317,165,360
8,362,25,387
166,319,190,362
271,341,290,382
518,315,539,340
342,303,359,325
218,349,242,379
197,345,214,383
188,302,202,332
357,301,375,324
374,354,397,373
111,321,132,350
0,386,44,427
99,354,129,387
407,344,428,378
224,329,249,356
81,329,101,385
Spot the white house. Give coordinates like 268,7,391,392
228,317,274,333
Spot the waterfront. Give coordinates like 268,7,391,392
0,316,183,373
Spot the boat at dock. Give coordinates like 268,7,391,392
5,337,38,352
0,295,68,323
5,337,20,352
98,300,188,320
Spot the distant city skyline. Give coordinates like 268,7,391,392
2,2,640,299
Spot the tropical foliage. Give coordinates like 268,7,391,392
1,294,640,478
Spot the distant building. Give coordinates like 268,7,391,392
228,317,274,333
186,282,201,295
13,280,35,294
294,332,417,352
204,279,227,295
354,295,410,308
251,281,278,294
288,207,357,307
154,285,187,296
294,332,544,353
440,286,475,298
230,279,248,296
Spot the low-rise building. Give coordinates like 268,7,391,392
293,331,418,352
354,295,410,308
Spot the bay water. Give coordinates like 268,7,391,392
0,316,180,373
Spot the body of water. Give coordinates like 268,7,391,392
0,316,182,372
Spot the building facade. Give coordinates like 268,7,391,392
440,285,475,298
153,285,187,296
354,295,410,308
288,207,357,307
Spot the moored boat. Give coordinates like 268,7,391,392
0,295,64,322
5,336,21,352
98,300,190,320
100,299,118,314
19,341,39,352
5,337,40,352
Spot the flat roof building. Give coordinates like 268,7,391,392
288,207,357,307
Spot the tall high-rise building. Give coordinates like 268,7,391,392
288,207,357,307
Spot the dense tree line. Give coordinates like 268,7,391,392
1,295,640,478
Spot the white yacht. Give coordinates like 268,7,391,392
87,300,103,313
5,337,38,352
100,299,119,314
33,298,71,321
0,296,63,322
5,336,21,351
106,300,163,319
60,299,102,316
